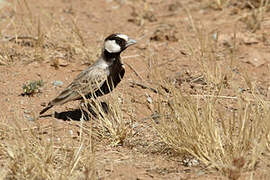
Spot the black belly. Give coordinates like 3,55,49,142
85,67,125,99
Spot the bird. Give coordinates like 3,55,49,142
40,33,136,115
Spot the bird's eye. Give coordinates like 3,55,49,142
115,39,125,48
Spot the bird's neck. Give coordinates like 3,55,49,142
102,49,121,61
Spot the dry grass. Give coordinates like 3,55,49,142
240,0,270,32
152,22,270,179
1,0,270,179
0,93,134,179
80,93,135,146
154,83,270,178
0,1,135,178
0,121,96,179
205,0,270,33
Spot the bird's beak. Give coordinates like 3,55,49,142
126,38,136,47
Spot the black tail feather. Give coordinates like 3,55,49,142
40,104,53,115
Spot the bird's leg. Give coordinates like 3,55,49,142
79,99,99,118
100,101,109,114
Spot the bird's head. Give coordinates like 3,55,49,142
103,34,136,56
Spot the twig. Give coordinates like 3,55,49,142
156,12,180,18
21,124,52,131
125,62,143,81
0,36,38,43
122,54,140,59
130,81,158,94
190,94,238,100
53,146,82,149
190,75,205,83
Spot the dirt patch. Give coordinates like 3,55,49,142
1,0,270,179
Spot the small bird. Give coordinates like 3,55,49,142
40,33,136,115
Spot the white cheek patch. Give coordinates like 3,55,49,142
116,34,129,41
104,40,121,53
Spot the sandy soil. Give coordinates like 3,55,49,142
0,0,270,179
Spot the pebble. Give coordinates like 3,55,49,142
183,158,200,167
25,114,35,121
212,32,218,41
146,94,153,104
53,80,64,87
132,122,139,129
24,110,30,114
69,130,73,135
239,88,246,93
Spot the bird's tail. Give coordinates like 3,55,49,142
40,104,53,115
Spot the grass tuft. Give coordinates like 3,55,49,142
0,121,96,179
80,93,134,146
154,81,270,178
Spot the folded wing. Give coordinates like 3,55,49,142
49,67,108,106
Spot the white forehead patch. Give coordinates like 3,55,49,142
116,34,129,41
104,40,121,53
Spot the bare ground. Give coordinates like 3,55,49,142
1,0,270,179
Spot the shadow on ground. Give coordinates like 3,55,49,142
39,101,109,121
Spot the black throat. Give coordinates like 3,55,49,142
103,49,121,61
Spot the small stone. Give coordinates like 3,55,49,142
132,122,139,128
241,49,266,67
25,114,35,121
53,80,64,87
30,61,40,68
212,32,218,41
69,130,73,135
58,59,69,67
239,88,246,93
249,57,265,67
24,110,30,114
183,157,199,167
146,94,153,104
118,97,123,104
151,112,160,124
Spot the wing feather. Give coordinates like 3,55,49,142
50,67,108,106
